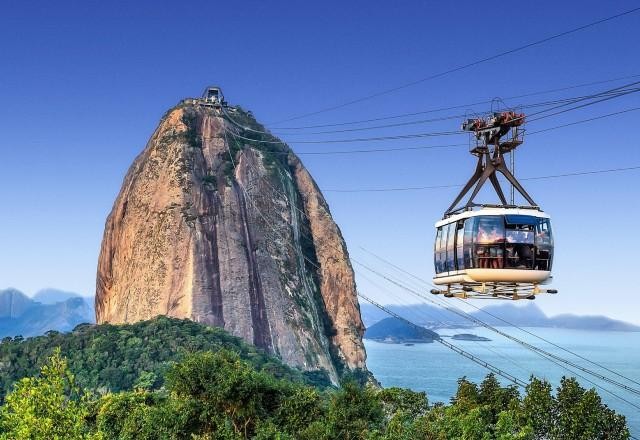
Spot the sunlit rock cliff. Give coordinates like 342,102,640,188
95,99,366,382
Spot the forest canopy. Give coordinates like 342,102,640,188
0,318,630,439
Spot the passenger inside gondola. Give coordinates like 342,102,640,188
434,214,553,276
475,217,505,269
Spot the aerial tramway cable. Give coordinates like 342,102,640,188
356,255,640,412
356,256,640,412
270,7,640,124
272,73,640,131
323,163,640,193
273,86,640,136
358,270,535,378
360,246,640,389
224,83,640,146
352,258,640,399
357,291,529,388
222,104,640,394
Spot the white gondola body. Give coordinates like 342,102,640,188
433,207,553,286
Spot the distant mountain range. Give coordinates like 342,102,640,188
0,288,95,338
2,288,637,339
360,302,640,332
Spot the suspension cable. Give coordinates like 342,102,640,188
353,259,640,398
356,259,640,411
270,7,640,124
272,73,640,130
359,246,640,389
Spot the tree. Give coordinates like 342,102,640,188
165,349,286,438
94,390,201,440
452,376,480,413
552,377,629,440
325,381,383,440
0,350,93,440
274,386,324,435
478,374,520,425
521,377,553,439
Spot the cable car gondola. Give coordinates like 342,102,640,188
201,86,227,108
431,111,557,300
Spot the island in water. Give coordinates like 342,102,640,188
364,317,439,343
451,333,492,341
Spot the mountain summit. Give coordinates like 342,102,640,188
95,97,367,382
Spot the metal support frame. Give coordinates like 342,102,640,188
446,115,536,215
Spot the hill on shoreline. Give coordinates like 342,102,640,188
364,317,439,343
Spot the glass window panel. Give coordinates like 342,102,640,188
505,243,534,269
434,227,443,273
445,223,456,272
474,216,505,245
463,217,474,245
505,215,538,225
506,225,534,244
474,216,505,269
456,225,464,270
534,218,553,271
535,218,553,246
463,218,474,268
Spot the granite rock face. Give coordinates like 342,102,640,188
95,102,366,382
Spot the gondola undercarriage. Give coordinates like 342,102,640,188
431,281,558,301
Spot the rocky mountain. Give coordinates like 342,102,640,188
0,288,94,338
0,289,32,319
95,100,366,383
360,303,640,332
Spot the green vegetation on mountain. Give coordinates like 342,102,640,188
0,316,331,401
0,347,630,439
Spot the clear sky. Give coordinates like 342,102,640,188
1,1,639,323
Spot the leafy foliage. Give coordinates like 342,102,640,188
0,319,631,439
0,350,94,439
0,316,330,401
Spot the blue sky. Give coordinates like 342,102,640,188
1,1,639,323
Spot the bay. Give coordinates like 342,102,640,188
365,327,640,436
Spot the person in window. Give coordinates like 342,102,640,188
514,244,533,269
490,246,504,268
536,229,550,246
506,245,517,268
476,246,489,268
488,224,505,244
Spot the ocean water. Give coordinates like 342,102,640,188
365,327,640,436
